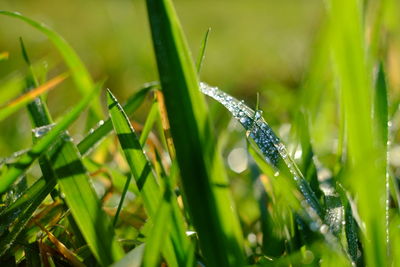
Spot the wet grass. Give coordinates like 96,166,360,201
1,0,400,266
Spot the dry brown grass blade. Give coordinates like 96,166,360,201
35,220,84,267
155,90,176,160
1,72,68,109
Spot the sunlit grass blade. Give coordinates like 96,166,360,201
107,89,193,266
0,73,68,122
146,1,245,265
327,0,387,265
77,83,156,156
0,83,101,194
0,11,103,119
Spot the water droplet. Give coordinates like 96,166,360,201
32,123,56,138
319,224,329,234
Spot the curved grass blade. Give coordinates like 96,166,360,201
146,1,245,265
0,83,101,194
107,89,193,267
0,11,103,119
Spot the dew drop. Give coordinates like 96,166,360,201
32,123,56,138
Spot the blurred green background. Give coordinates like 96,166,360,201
0,0,323,155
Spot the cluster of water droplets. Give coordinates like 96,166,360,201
200,82,280,165
200,82,344,249
200,82,321,211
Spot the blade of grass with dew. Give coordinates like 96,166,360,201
327,0,387,265
0,83,101,194
248,144,347,259
77,83,156,156
0,11,102,120
107,89,193,267
146,1,245,265
0,73,68,122
200,82,322,216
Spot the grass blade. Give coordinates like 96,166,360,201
327,0,387,265
77,83,155,156
107,89,193,266
146,1,245,265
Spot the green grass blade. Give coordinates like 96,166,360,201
107,89,161,215
327,0,387,265
375,63,389,146
0,11,103,119
113,174,132,227
107,89,193,267
196,28,211,74
145,1,245,265
143,189,172,267
139,101,159,146
0,83,101,194
77,83,155,156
